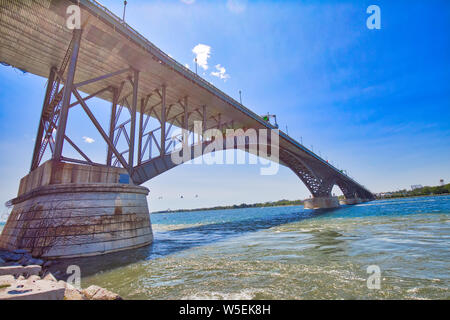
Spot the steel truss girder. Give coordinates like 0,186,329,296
30,30,82,171
29,30,141,176
280,149,374,199
279,149,327,197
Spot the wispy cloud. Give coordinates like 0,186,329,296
82,136,95,144
192,44,211,70
211,64,230,81
226,0,247,14
180,0,195,4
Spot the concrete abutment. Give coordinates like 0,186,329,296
339,198,362,205
0,161,153,258
303,196,340,209
304,196,372,209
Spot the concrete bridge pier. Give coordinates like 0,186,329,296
339,198,362,205
0,161,153,258
303,196,340,209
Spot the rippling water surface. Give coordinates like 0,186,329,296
5,196,450,299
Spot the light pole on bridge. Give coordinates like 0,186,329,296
123,1,128,23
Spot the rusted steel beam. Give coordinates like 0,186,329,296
30,67,56,171
107,87,118,166
68,86,112,109
183,96,189,146
74,67,132,88
128,70,139,171
53,29,82,162
138,97,145,165
160,85,166,156
64,135,93,164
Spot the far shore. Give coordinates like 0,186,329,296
152,192,450,214
375,193,450,201
151,199,304,214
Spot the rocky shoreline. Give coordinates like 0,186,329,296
0,249,122,300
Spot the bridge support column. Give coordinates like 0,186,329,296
0,161,153,258
303,196,340,209
339,198,362,205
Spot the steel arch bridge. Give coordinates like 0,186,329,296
0,0,374,258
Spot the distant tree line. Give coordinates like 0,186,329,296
377,183,450,199
153,199,304,214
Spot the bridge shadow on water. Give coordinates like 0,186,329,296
49,206,345,279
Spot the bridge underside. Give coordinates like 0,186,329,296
0,0,374,257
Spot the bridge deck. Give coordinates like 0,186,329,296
0,0,370,194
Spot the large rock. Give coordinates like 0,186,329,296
82,285,122,300
26,258,44,266
1,271,120,300
0,251,22,262
26,275,42,283
0,265,42,277
42,272,57,282
0,275,15,286
0,279,65,300
13,249,30,254
2,262,20,267
17,254,32,266
64,282,87,300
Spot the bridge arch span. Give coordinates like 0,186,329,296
131,136,363,203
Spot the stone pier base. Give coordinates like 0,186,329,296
0,161,153,259
339,198,362,205
303,196,340,209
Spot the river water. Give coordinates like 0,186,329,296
2,196,450,299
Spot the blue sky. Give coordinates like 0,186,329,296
0,0,449,212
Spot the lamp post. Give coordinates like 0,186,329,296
122,1,128,22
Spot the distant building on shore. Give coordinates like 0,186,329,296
440,179,445,186
411,185,423,190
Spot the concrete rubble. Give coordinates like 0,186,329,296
0,249,122,300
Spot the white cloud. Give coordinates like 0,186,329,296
192,44,211,70
82,136,95,144
211,64,230,81
226,0,247,14
181,0,195,4
184,63,190,69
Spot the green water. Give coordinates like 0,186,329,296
5,196,450,299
